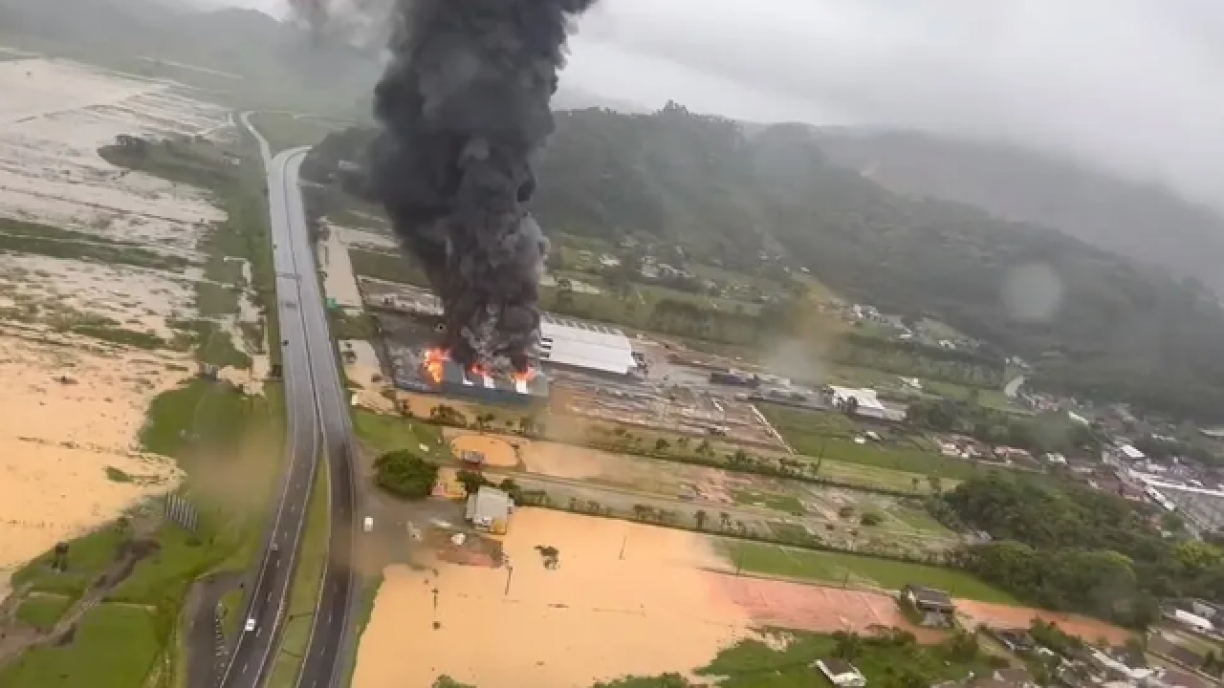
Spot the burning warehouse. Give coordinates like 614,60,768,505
420,348,550,404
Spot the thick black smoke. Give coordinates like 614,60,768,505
369,0,597,372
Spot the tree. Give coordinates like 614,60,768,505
654,437,670,453
518,415,536,436
374,450,438,500
832,631,862,660
433,676,476,688
694,510,708,530
860,512,883,527
455,469,488,496
911,476,920,492
497,478,523,503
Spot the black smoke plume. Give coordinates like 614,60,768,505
369,0,597,372
285,0,392,48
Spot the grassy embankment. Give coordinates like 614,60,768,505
719,539,1018,604
0,133,284,688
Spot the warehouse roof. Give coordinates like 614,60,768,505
538,313,636,375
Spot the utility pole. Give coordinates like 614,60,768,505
618,534,627,560
503,564,515,596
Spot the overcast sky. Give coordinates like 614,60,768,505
223,0,1224,204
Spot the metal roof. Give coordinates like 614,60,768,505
538,313,636,375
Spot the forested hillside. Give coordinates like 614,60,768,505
938,474,1224,629
311,103,1224,421
814,129,1224,295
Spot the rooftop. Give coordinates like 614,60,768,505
466,486,513,522
819,658,857,676
539,313,637,375
905,584,955,609
828,385,887,412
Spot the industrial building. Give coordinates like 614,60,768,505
1135,476,1224,532
424,352,551,405
465,486,514,535
537,313,637,377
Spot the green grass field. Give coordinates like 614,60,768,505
719,539,1017,604
733,489,805,516
757,404,984,483
353,409,447,457
810,456,962,494
0,604,162,688
15,595,73,632
196,281,240,317
11,526,127,598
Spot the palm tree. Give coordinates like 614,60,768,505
694,510,708,530
719,512,731,529
832,631,862,660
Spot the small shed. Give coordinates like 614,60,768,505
465,486,513,535
813,658,867,688
900,584,956,627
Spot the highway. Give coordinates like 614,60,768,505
280,144,359,688
219,140,322,688
218,116,358,688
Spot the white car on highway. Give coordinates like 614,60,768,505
245,617,256,633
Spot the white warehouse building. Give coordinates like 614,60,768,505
537,313,637,376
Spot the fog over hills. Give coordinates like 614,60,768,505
811,129,1224,294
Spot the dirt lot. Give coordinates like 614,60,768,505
354,507,950,688
450,433,521,468
551,380,789,452
955,599,1133,646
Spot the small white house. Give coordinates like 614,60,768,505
813,659,867,688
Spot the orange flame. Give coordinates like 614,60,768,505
423,348,448,384
513,367,537,384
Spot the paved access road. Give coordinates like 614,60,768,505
219,142,323,688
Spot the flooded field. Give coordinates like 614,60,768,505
0,52,247,600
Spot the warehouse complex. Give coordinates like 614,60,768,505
538,313,637,377
366,282,640,404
